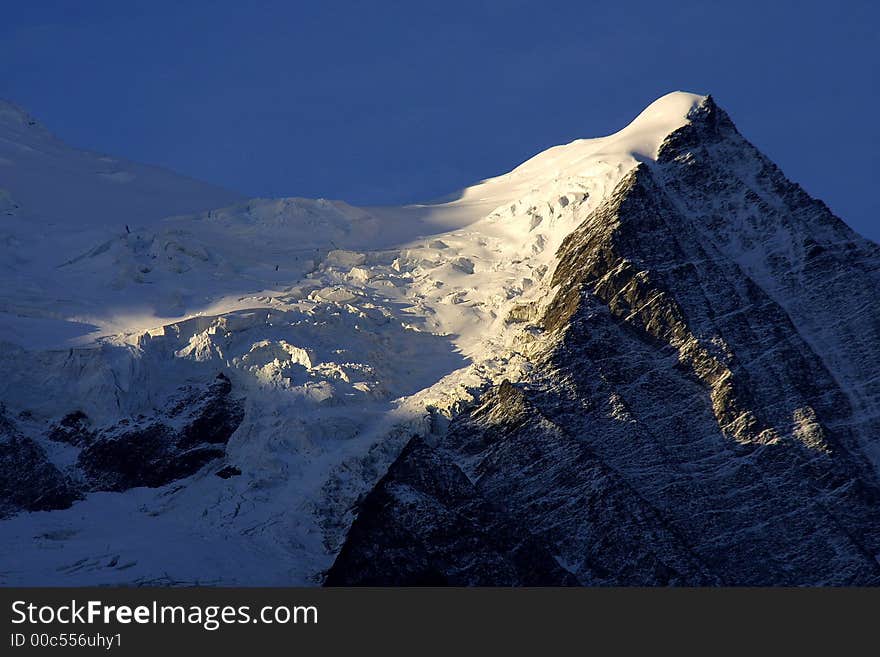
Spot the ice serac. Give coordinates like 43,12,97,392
328,95,880,586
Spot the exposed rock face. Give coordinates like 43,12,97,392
0,410,80,518
214,465,241,479
1,373,245,519
325,435,577,586
47,411,95,447
653,98,880,456
328,99,880,586
79,373,244,492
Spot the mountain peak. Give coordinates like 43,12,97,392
454,91,708,208
627,90,706,131
592,90,708,161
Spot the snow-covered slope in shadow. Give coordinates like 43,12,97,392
0,99,243,347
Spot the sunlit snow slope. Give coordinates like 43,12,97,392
0,92,703,352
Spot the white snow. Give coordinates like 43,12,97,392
0,91,706,584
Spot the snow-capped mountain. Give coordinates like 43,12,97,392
2,92,879,585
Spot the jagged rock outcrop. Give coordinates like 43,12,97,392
79,373,244,492
325,434,578,586
0,409,80,518
1,373,245,519
328,98,880,586
47,410,95,447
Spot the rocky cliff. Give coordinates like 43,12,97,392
327,98,880,585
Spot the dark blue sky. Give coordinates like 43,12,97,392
2,1,877,238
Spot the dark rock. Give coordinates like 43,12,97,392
0,411,80,518
177,374,244,450
325,437,577,586
78,374,244,492
47,410,95,447
215,465,241,479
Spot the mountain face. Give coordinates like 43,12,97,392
1,93,879,585
327,98,880,586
